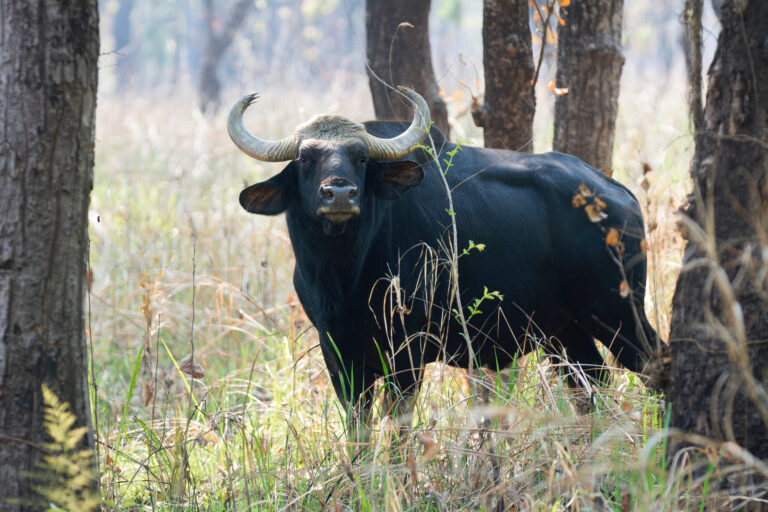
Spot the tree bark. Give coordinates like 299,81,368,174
472,0,535,152
0,1,99,509
667,0,768,478
553,0,624,174
365,0,449,135
199,0,254,114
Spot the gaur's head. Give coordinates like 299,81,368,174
228,87,430,235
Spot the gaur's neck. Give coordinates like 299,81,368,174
286,207,389,302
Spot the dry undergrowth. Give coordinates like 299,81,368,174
86,80,764,511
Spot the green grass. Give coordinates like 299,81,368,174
86,81,737,511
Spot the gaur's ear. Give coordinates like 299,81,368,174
369,160,424,200
239,162,296,215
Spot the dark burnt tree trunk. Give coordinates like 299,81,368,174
472,0,535,152
366,0,449,135
553,0,624,174
113,0,135,91
667,0,768,477
199,0,254,114
0,0,99,509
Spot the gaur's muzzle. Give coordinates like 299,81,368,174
316,180,360,223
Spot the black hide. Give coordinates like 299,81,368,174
241,122,659,408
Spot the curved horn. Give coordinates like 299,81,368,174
227,94,299,162
362,87,431,160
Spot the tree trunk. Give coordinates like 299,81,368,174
472,0,535,152
666,0,768,483
113,0,135,91
553,0,624,174
0,1,99,509
365,0,449,135
199,0,254,114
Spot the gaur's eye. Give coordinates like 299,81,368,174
359,155,367,164
299,155,308,164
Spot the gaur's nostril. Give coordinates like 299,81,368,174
348,188,358,199
321,186,334,199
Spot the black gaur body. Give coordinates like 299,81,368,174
230,90,658,411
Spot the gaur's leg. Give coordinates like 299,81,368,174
586,285,659,375
552,323,609,389
319,342,378,440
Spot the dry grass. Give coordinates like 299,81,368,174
89,76,754,511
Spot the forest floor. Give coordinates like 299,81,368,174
85,78,731,511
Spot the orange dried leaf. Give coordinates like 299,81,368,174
594,197,607,210
417,433,438,461
640,239,650,252
619,280,630,298
585,203,608,223
578,183,593,197
559,0,571,5
548,79,569,96
621,401,633,413
605,228,620,246
179,354,205,378
572,193,587,208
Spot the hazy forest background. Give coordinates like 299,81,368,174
95,0,726,509
15,0,766,509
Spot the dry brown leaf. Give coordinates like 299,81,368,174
619,280,630,298
179,354,205,378
548,79,569,96
572,193,587,208
417,433,438,461
640,239,650,252
559,0,571,6
407,450,417,485
143,381,155,406
585,203,608,223
606,228,620,246
86,266,94,293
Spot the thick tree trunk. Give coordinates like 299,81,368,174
667,0,768,480
472,0,535,152
365,0,449,135
553,0,624,174
199,0,254,114
0,1,99,509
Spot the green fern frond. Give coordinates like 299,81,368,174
27,384,100,512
